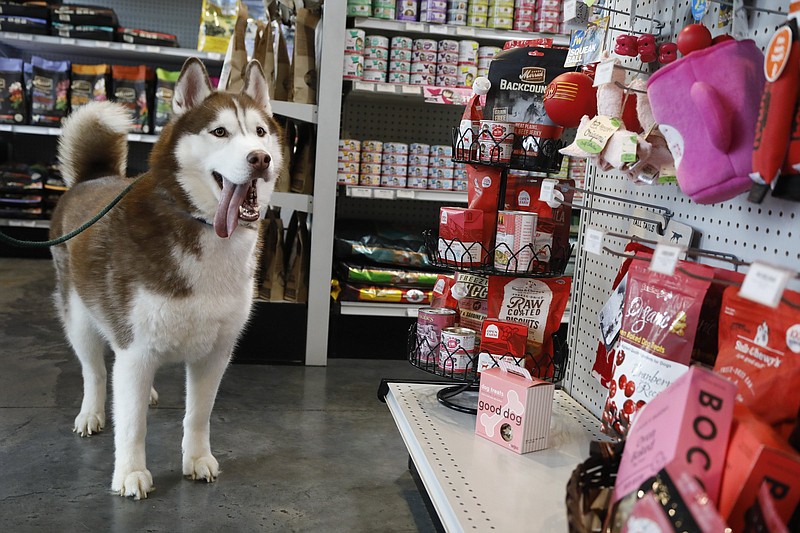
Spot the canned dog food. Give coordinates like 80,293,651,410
453,179,467,191
388,60,411,73
362,139,383,152
439,327,477,374
391,36,413,50
408,164,429,177
428,178,454,190
468,4,488,15
435,75,459,87
410,73,433,85
360,151,382,164
480,120,514,143
467,15,487,27
514,20,534,31
413,38,438,52
346,4,372,16
487,16,513,29
408,176,428,189
345,29,366,53
364,58,388,71
360,163,382,175
459,40,479,62
373,6,396,18
431,144,453,157
343,54,364,79
489,5,513,17
358,174,381,186
457,63,477,87
365,34,389,49
408,154,430,166
411,61,437,75
381,164,408,176
437,51,459,64
409,142,430,155
448,0,468,9
380,175,407,188
396,0,419,21
494,210,539,273
429,155,452,168
382,152,408,165
337,160,360,174
338,149,360,163
436,63,458,76
428,166,454,180
383,141,409,154
436,39,458,53
411,50,437,63
390,49,412,61
479,139,513,163
364,46,389,60
388,72,410,84
337,172,359,185
416,308,457,363
339,138,361,152
447,9,467,24
361,70,386,82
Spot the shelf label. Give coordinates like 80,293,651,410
396,189,416,199
207,52,223,61
563,0,578,21
539,179,557,202
7,219,37,228
649,244,683,276
401,84,421,95
146,45,160,53
128,134,142,142
583,227,605,256
60,38,75,45
429,24,449,35
593,60,616,87
373,189,396,200
375,83,397,93
95,40,110,47
47,128,61,136
349,187,373,198
17,33,33,41
740,262,792,308
121,43,137,51
0,124,12,132
456,26,476,36
405,22,425,32
354,81,374,92
406,307,420,318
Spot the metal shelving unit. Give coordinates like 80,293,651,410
343,185,467,203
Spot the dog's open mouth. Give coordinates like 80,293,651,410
212,171,260,238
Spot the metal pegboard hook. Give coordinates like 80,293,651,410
676,265,800,310
590,3,666,27
614,80,648,94
603,230,744,270
708,0,786,17
567,184,674,223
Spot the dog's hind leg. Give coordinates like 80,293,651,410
111,352,157,500
181,350,231,482
66,294,107,437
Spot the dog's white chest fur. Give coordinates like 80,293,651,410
127,229,259,363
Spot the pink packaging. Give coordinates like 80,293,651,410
612,366,736,506
476,362,554,454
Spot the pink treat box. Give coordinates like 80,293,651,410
612,366,736,505
475,362,554,454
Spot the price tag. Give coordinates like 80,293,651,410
128,134,142,142
47,128,61,136
8,219,36,228
60,38,75,45
95,40,111,47
649,244,683,276
396,189,416,199
121,43,137,51
583,227,605,256
429,24,449,35
539,179,557,202
354,81,374,92
373,188,396,199
692,0,708,21
593,60,616,87
375,83,397,93
146,46,160,53
740,262,792,308
17,33,33,41
349,187,373,198
401,84,421,94
207,52,223,61
0,124,12,132
405,22,425,33
406,307,420,318
456,26,476,36
563,0,577,21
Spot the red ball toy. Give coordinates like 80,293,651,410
712,33,735,45
677,24,712,56
543,72,597,128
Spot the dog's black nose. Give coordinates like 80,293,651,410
247,151,271,170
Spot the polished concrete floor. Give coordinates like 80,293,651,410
0,258,438,532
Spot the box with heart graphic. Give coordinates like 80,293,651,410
475,361,554,454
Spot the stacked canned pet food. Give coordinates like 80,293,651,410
347,0,372,16
338,139,467,191
372,0,396,19
420,0,447,23
513,0,536,30
534,0,562,33
477,45,500,78
363,34,390,82
343,29,365,80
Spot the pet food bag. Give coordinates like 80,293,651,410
601,259,712,439
487,275,571,378
0,58,26,124
112,65,152,134
284,211,310,303
274,22,292,102
452,272,488,333
197,0,238,54
484,46,569,171
290,122,315,195
154,68,179,133
70,64,110,113
292,8,320,104
29,56,70,126
258,207,285,302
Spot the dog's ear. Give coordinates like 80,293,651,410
242,60,272,115
173,58,213,116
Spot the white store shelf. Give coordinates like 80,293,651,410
340,302,422,317
0,32,224,66
353,17,571,46
0,124,158,143
270,101,319,124
385,384,606,532
344,185,467,203
268,192,313,213
0,218,50,229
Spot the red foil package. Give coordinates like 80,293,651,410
438,207,484,266
506,177,574,274
487,276,571,378
466,164,503,256
451,272,488,334
477,319,529,372
601,259,712,439
714,286,800,432
430,274,458,310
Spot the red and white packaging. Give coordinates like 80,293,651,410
477,318,528,372
456,76,490,160
438,207,484,266
612,366,736,506
494,210,538,273
487,276,571,378
719,405,800,532
451,272,488,334
467,164,503,257
601,259,713,439
430,274,458,310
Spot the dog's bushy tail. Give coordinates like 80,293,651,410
58,101,131,187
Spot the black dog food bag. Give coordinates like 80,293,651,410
70,63,110,113
484,46,570,171
112,64,151,133
0,58,27,124
30,56,70,126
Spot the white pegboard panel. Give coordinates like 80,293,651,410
563,0,799,418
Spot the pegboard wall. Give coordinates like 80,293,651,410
562,0,799,418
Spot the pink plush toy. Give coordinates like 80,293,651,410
647,40,765,204
615,35,639,57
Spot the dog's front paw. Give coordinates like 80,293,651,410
149,387,159,407
73,410,105,437
112,469,154,500
183,454,219,483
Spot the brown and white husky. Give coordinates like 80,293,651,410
50,58,283,499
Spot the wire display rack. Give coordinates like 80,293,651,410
451,126,566,173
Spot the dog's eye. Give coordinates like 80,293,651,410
211,127,228,138
256,127,266,137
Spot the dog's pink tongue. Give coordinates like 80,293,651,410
213,178,249,238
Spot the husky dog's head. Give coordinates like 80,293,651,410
165,58,283,238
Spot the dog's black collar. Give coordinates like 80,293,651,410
193,216,213,227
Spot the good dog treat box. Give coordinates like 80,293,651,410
475,361,554,454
